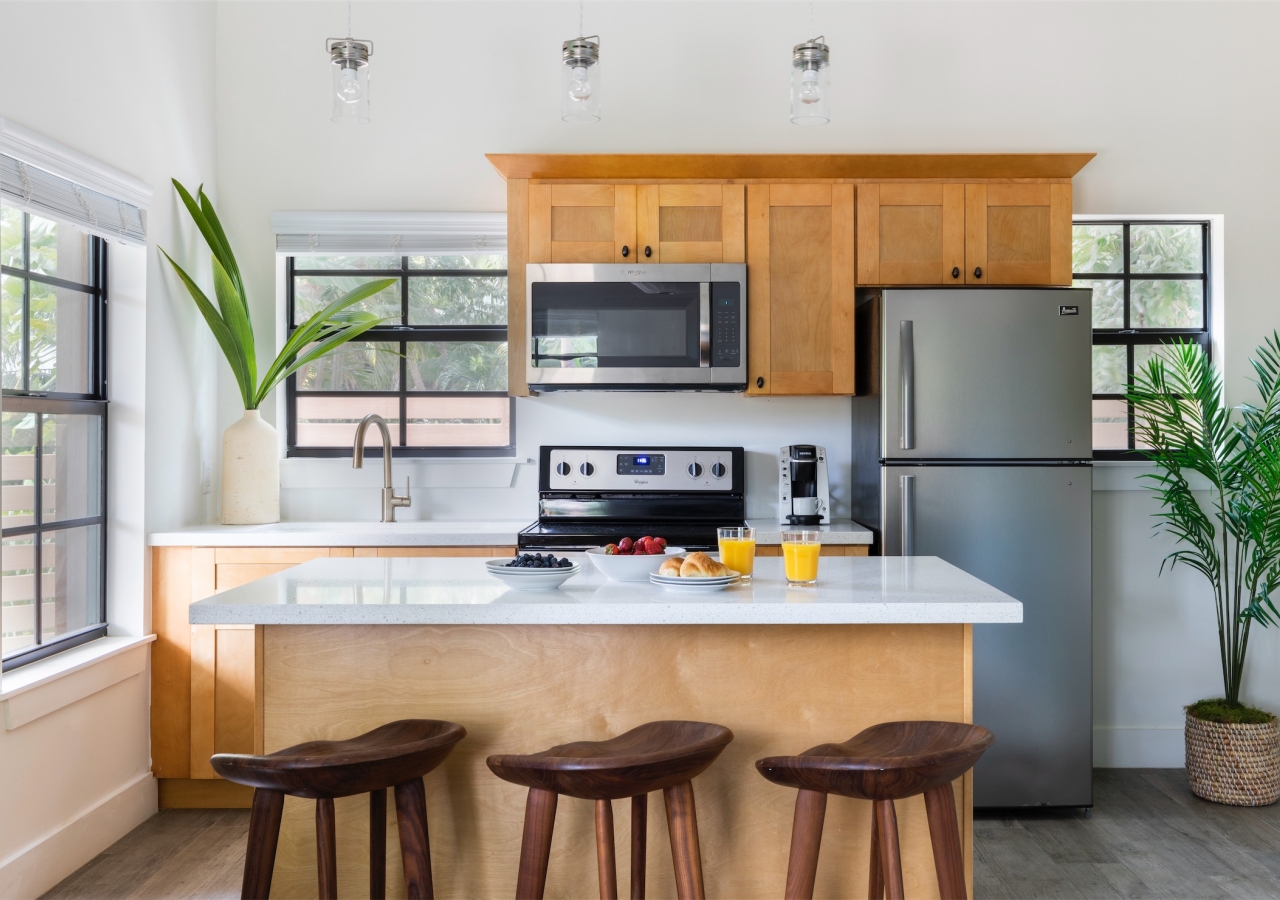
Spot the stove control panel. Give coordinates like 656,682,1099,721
545,447,738,492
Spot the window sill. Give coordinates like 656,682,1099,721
1093,460,1211,491
280,457,532,490
0,634,155,730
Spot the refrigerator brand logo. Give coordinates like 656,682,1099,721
1059,305,1080,316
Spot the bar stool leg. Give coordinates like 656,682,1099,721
241,788,284,900
784,789,827,900
873,800,904,900
663,781,706,900
630,794,647,900
316,798,338,900
516,788,559,900
596,799,619,900
868,802,883,900
924,784,967,900
370,788,387,900
395,777,434,900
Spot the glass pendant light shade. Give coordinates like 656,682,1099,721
790,37,830,126
562,36,601,123
328,38,373,124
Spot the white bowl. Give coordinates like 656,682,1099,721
485,560,580,592
585,546,687,582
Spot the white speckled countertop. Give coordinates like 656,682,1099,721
188,555,1020,626
147,519,873,548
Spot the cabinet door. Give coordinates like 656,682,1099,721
965,183,1072,285
746,183,855,396
637,184,745,263
857,183,965,285
529,183,636,263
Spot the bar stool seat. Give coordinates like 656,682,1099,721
757,721,993,900
488,720,733,900
213,718,465,900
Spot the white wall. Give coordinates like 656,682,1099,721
211,1,1280,767
0,2,218,895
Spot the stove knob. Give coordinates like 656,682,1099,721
580,462,595,477
555,461,571,476
711,462,727,478
687,462,703,478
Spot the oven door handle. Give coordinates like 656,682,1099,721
699,283,712,367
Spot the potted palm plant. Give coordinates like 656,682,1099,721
162,180,395,524
1129,335,1280,805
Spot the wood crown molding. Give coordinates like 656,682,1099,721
486,153,1096,182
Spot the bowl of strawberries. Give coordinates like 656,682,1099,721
585,536,686,582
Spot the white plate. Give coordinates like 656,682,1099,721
650,568,740,584
486,559,580,592
585,546,687,582
650,575,741,594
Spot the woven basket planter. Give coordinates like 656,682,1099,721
1185,712,1280,806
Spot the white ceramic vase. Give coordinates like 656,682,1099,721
222,410,280,525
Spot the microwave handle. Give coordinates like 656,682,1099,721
699,283,711,367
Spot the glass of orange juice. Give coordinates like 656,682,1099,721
782,531,821,585
717,526,756,581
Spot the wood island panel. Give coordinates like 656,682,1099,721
263,622,972,900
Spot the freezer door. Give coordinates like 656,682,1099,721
881,288,1092,460
883,464,1092,808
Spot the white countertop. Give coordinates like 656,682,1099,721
188,555,1021,626
147,519,873,547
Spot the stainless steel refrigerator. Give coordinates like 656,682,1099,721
852,287,1094,808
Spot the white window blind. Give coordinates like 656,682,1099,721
0,119,151,246
271,211,506,255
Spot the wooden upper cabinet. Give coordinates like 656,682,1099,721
746,183,855,396
965,183,1072,285
637,184,745,263
857,183,965,285
529,183,636,263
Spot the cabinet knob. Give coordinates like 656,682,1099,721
756,376,765,389
952,266,960,279
621,245,630,258
973,266,983,279
644,246,653,258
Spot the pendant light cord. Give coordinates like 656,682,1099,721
347,0,353,38
579,0,584,38
808,0,815,40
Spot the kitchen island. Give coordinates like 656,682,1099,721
190,555,1020,899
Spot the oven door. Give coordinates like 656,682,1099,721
526,264,744,390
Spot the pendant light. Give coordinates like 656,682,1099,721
562,1,600,123
790,0,830,126
328,0,373,124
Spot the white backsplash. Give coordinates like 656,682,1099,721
280,392,854,523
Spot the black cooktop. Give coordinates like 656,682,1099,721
518,520,744,552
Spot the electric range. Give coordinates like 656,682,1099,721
518,446,747,552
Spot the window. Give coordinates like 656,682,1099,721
1,207,107,669
1072,220,1210,458
285,253,513,456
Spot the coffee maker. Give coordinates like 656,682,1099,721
779,445,831,525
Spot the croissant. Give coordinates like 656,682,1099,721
659,557,685,577
680,552,730,578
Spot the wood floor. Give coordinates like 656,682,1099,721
42,770,1280,899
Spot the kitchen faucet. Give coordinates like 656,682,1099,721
352,413,411,522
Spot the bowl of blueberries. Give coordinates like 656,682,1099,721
485,553,580,592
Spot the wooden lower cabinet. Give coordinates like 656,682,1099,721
151,545,516,808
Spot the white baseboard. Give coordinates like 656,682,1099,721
1094,725,1185,768
0,771,157,900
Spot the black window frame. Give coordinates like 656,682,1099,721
285,255,515,458
1074,219,1211,461
1,210,109,670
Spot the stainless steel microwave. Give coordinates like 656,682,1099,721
526,263,747,391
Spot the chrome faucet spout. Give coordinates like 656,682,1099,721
352,413,411,522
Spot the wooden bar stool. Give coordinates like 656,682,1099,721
212,718,465,900
487,720,733,900
756,721,993,900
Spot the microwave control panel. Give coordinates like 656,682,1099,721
710,283,741,368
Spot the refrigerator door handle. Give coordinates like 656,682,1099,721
900,473,916,556
900,320,915,449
